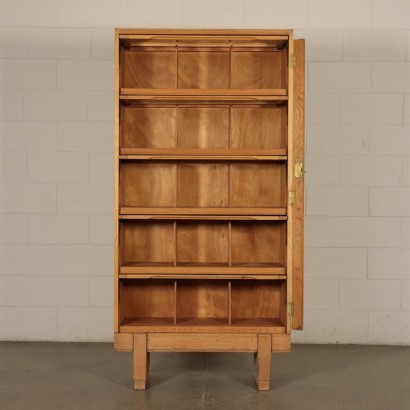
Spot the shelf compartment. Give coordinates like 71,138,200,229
119,279,175,326
120,161,287,209
120,39,288,90
231,280,287,326
120,221,175,266
120,102,287,151
231,221,287,267
176,222,228,265
176,280,229,325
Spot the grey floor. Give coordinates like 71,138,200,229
1,343,409,410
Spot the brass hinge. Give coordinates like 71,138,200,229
290,54,296,68
288,301,295,316
295,162,303,178
289,191,296,205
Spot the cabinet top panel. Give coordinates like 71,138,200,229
115,28,293,36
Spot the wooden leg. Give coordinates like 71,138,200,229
254,334,272,391
133,333,149,390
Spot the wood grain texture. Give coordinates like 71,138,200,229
114,332,133,352
147,333,257,352
255,334,272,390
292,39,305,331
133,333,149,390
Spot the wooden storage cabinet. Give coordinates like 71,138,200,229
114,29,305,391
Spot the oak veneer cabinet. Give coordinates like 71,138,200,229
114,28,305,391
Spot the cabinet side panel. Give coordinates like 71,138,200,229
292,39,305,330
114,30,120,332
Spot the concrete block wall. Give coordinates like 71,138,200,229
0,0,409,344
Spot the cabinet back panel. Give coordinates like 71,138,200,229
177,222,229,264
121,106,176,148
231,221,286,265
120,279,175,319
121,49,177,89
231,105,287,149
120,221,175,264
231,50,286,89
120,162,176,207
177,106,230,148
177,163,229,207
230,163,286,208
178,51,230,89
177,280,229,319
231,280,285,320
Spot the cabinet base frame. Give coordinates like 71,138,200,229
117,332,290,390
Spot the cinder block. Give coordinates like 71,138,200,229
338,217,401,248
90,276,113,307
403,281,410,310
368,249,410,279
339,280,401,310
28,215,89,245
370,188,410,216
0,182,55,213
27,152,89,182
57,307,113,341
0,28,28,58
307,186,368,216
91,28,114,59
58,0,119,27
0,307,57,341
29,28,91,59
90,153,113,183
57,60,113,90
305,155,339,185
305,278,339,309
90,215,113,244
402,218,410,248
369,311,410,344
309,62,371,92
306,93,339,124
183,0,244,28
24,90,86,121
0,0,58,27
293,309,368,344
0,60,56,89
369,125,410,155
405,95,410,124
372,63,410,92
340,93,403,124
372,0,410,29
0,275,89,307
57,183,112,214
403,157,410,185
57,122,113,153
0,121,56,152
294,30,342,62
305,217,338,247
343,30,406,61
0,215,27,244
340,156,402,186
309,0,371,28
305,248,367,279
0,90,23,120
0,152,26,181
307,124,369,155
0,244,56,275
244,0,307,29
57,245,113,275
120,0,182,28
86,91,114,121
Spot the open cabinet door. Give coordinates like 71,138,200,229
292,39,305,330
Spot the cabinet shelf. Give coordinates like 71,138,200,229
119,208,287,218
121,88,288,102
